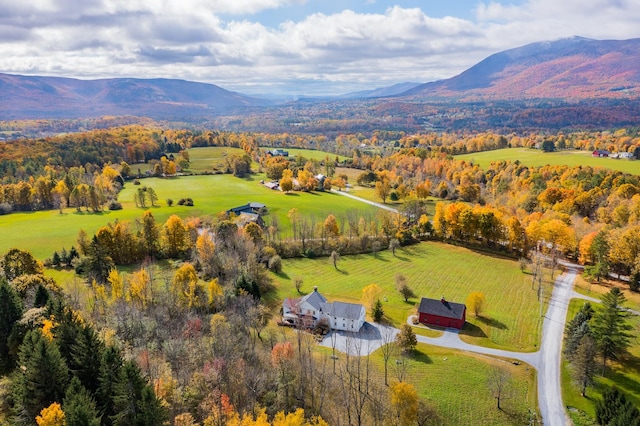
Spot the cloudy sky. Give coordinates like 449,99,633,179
1,0,639,95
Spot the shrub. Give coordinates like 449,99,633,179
108,200,123,210
304,248,316,259
167,198,174,207
268,255,282,273
176,198,194,206
133,179,141,185
0,202,12,215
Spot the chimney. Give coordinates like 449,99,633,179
314,286,318,292
440,296,445,303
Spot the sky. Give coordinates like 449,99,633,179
1,0,640,96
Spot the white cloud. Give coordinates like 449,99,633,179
0,1,639,94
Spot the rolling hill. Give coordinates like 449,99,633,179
0,74,272,120
404,37,640,101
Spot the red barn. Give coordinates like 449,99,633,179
418,297,466,329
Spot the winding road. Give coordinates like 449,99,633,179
320,267,579,425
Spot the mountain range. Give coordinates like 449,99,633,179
1,37,639,120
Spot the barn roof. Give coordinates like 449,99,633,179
418,297,466,320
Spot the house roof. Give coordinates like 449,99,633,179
321,301,364,320
418,297,466,320
249,202,266,209
299,288,328,310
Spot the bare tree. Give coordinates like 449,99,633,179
487,366,513,410
380,326,396,386
330,250,340,269
293,276,304,294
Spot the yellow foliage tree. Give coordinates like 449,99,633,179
36,402,65,426
207,278,223,309
107,269,124,302
390,382,419,426
173,263,204,309
466,291,487,317
41,317,55,341
128,268,151,308
362,283,383,312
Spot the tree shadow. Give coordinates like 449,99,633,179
476,315,508,330
393,254,411,262
284,192,300,196
459,322,487,338
412,349,433,365
337,268,349,275
275,271,290,280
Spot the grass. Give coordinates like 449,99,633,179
561,297,640,425
372,344,538,425
185,146,246,173
271,241,546,352
573,275,640,312
455,148,640,175
0,173,379,261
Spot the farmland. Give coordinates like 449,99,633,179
0,172,378,260
272,241,548,352
455,148,640,175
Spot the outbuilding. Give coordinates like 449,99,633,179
418,296,466,329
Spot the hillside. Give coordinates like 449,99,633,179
0,73,272,120
405,37,640,101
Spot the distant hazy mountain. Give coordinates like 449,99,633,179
0,74,272,120
338,82,422,99
404,37,640,101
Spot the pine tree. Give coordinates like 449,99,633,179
63,377,101,426
34,285,50,308
11,330,69,424
111,361,165,426
372,299,384,322
596,387,640,426
591,288,633,372
0,279,23,374
96,346,123,426
571,336,597,397
69,324,105,394
563,302,594,360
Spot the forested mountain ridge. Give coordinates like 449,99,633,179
0,73,272,120
404,37,640,101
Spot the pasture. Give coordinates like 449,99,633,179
455,148,640,175
272,241,547,352
0,173,379,260
377,344,538,425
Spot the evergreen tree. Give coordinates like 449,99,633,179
571,336,597,397
84,236,115,283
591,288,633,372
69,324,105,394
11,329,69,424
563,302,594,359
596,387,640,426
51,251,61,267
96,346,123,426
0,279,23,374
111,361,165,426
372,299,384,322
34,284,50,308
63,377,101,426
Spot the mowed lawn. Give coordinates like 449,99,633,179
185,146,246,173
455,148,640,175
272,241,544,352
562,298,640,424
372,344,538,425
0,173,379,260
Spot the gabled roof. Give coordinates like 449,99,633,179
299,289,328,310
321,301,364,320
418,297,466,320
249,202,266,209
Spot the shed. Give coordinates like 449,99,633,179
418,297,466,329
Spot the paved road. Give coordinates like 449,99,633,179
330,189,399,213
319,269,581,426
538,269,576,426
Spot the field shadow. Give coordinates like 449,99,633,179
284,193,300,196
275,271,290,280
412,349,433,365
393,254,410,262
459,322,487,338
336,268,349,276
476,315,508,330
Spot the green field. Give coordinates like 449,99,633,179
185,146,246,173
455,148,640,175
562,298,640,424
383,345,538,425
0,173,379,260
272,241,546,352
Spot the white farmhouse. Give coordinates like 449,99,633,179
282,287,366,332
320,301,366,332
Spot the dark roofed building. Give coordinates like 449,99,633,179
418,296,466,329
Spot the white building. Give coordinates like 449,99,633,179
320,301,366,332
283,287,366,332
